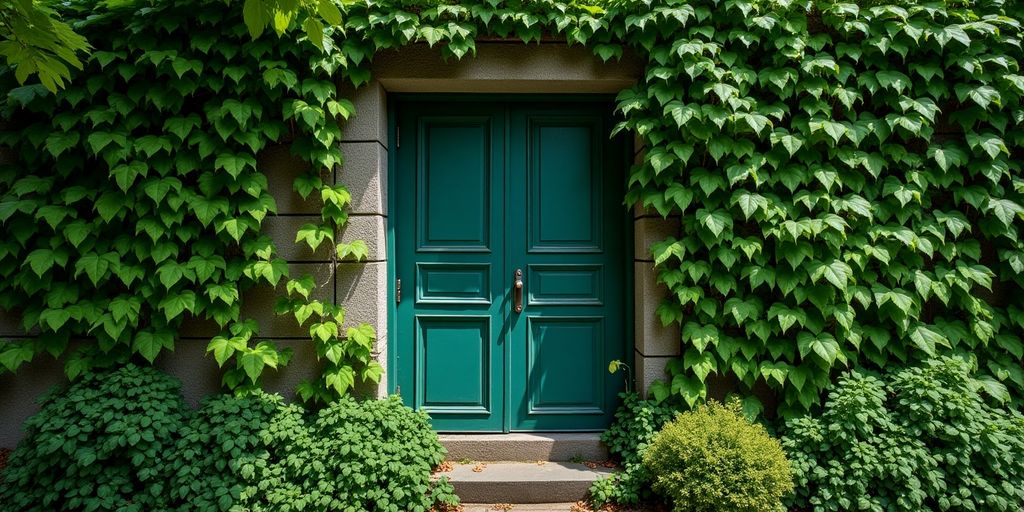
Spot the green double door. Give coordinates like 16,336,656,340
393,97,626,432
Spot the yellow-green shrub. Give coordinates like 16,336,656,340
643,400,793,512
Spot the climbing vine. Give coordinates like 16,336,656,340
0,0,1022,414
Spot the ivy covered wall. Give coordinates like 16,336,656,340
0,0,1022,431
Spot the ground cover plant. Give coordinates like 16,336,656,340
0,365,458,512
590,392,678,508
782,356,1024,512
644,400,794,512
0,364,189,511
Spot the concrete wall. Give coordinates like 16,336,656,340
0,42,685,447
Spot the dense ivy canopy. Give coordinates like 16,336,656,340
0,0,1022,414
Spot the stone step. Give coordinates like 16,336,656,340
439,433,608,462
440,461,616,504
460,504,581,512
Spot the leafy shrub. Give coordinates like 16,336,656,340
245,395,458,512
0,364,189,511
166,392,282,511
590,392,676,507
1,366,459,511
643,400,793,512
783,357,1024,512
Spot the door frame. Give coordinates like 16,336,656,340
385,93,635,431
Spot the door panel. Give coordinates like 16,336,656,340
395,98,625,432
527,117,604,253
526,317,604,414
509,106,624,431
417,118,494,251
417,316,492,413
395,103,506,432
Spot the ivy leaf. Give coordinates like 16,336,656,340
361,361,384,383
670,373,706,407
215,153,256,179
732,191,768,220
770,130,803,156
908,323,948,357
45,131,80,158
664,183,693,212
965,133,1007,159
132,330,174,363
810,260,853,292
664,101,698,127
337,240,369,261
955,84,1000,109
325,365,356,394
696,209,733,238
974,375,1010,403
296,223,334,251
0,342,35,372
985,197,1023,228
797,332,840,365
684,348,717,382
158,290,196,321
768,303,805,333
927,145,968,171
239,348,267,382
760,361,789,386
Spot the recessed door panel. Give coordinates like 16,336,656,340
528,265,603,306
528,118,603,253
527,317,604,415
418,118,492,251
417,263,491,304
417,316,491,412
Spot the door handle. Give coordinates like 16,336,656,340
513,269,523,313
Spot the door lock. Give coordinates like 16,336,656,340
513,269,523,313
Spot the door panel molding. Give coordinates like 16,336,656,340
416,116,494,252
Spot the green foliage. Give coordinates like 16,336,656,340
590,392,677,507
0,364,189,511
626,0,1024,416
783,357,1024,512
167,392,283,512
3,0,1024,413
0,0,90,91
643,400,794,512
0,367,458,511
244,395,459,512
0,0,374,401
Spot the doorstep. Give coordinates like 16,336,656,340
439,461,616,504
439,433,608,462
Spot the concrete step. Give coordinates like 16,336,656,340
460,504,581,512
439,433,608,462
460,504,649,512
440,461,616,504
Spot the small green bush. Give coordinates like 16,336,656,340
783,357,1024,512
0,364,189,511
245,395,458,512
1,367,459,511
643,400,794,512
590,392,676,507
167,392,283,511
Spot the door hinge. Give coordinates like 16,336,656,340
396,126,400,149
395,384,401,395
395,278,402,304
